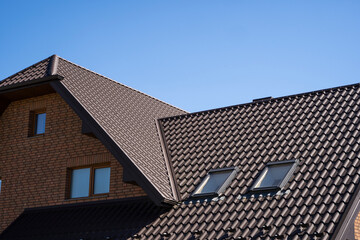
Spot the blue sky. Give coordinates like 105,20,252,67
1,1,360,112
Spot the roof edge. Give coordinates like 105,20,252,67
23,196,155,213
159,82,360,122
0,74,63,93
0,55,53,83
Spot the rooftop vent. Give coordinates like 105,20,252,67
252,96,273,102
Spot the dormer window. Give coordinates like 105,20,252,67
251,159,298,192
192,167,238,197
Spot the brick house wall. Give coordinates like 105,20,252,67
356,212,360,239
0,93,146,231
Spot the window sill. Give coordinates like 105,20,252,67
65,194,109,201
28,134,45,138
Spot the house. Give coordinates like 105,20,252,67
0,55,359,240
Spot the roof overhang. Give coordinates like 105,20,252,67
0,75,63,101
0,75,63,116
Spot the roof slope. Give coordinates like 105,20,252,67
142,84,360,239
0,197,167,240
0,57,50,88
0,55,186,201
56,57,186,200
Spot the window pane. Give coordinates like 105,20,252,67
255,164,293,188
94,167,111,194
0,180,2,193
195,171,232,194
35,113,46,134
70,168,90,198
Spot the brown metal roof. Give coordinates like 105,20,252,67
2,56,360,239
0,57,50,88
0,197,167,240
56,57,186,201
0,55,186,203
145,83,360,239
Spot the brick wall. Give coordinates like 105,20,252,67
356,211,360,239
0,93,146,231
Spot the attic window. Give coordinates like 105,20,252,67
69,165,111,199
29,109,46,136
251,159,298,192
35,112,46,134
192,167,238,197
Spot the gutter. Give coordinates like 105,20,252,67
0,75,63,94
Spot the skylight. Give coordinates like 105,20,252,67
192,167,238,197
251,160,298,192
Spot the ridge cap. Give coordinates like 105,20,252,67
47,54,59,75
159,82,360,122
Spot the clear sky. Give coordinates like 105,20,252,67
1,1,359,112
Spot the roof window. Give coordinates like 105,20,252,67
192,167,238,197
251,159,298,192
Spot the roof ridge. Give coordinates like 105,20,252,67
159,82,360,121
0,55,53,83
57,56,187,114
47,54,59,75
